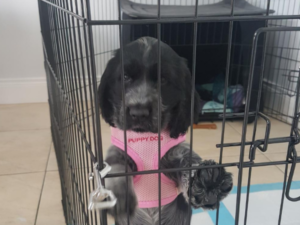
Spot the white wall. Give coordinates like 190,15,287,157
0,0,47,104
1,0,298,105
262,0,300,124
131,0,221,5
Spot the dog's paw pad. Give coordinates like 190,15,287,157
189,160,233,209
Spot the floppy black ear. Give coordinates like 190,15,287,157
168,59,200,139
98,57,117,127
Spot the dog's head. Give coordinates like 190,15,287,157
98,37,200,138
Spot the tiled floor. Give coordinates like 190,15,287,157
0,103,64,225
0,103,299,225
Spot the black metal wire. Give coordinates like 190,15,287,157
63,0,86,222
88,15,300,26
235,26,300,225
54,9,79,223
103,157,300,178
69,1,90,223
216,0,235,224
244,2,272,224
38,1,300,225
187,1,199,224
280,69,300,222
117,0,130,224
55,5,82,221
85,0,106,223
157,0,162,223
41,0,86,21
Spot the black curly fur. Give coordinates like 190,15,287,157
98,37,199,138
98,37,233,224
189,160,233,210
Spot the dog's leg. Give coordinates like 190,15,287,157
159,194,192,225
161,143,233,210
117,208,158,225
117,195,191,225
105,146,138,221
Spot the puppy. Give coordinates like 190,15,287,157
98,37,233,225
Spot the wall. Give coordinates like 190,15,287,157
2,0,298,106
0,0,47,104
262,0,300,124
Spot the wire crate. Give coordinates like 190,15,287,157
38,0,300,225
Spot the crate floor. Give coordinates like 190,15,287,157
108,181,300,225
1,103,299,225
190,181,300,225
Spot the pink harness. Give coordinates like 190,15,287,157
111,127,186,208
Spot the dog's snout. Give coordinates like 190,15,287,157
129,105,150,120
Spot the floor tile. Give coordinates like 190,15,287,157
222,153,285,186
0,103,50,131
35,169,114,225
0,130,52,175
47,144,58,171
0,172,44,225
0,104,11,109
36,171,65,225
107,215,115,225
187,121,244,159
229,117,292,140
263,152,300,181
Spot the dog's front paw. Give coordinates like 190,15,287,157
189,160,233,210
106,177,137,219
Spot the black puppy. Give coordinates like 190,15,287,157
98,37,233,225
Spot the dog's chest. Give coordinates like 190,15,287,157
111,127,186,208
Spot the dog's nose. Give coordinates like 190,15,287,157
129,106,150,119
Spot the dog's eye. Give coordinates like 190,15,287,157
123,73,131,82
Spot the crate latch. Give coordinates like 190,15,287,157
88,162,117,210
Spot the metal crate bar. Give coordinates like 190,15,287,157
187,1,199,224
216,0,235,223
88,14,300,26
37,0,300,225
235,26,300,225
41,0,86,21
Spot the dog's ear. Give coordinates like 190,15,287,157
168,58,200,139
98,57,117,127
